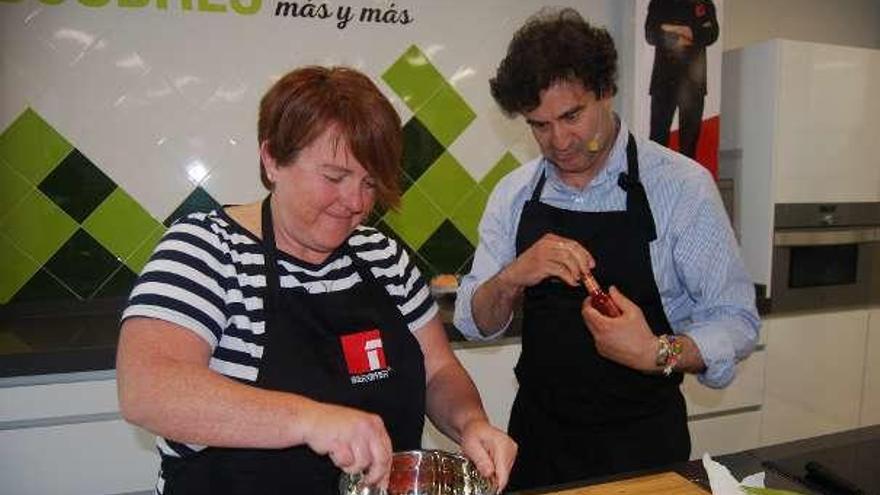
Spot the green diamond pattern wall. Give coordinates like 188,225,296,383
0,109,219,304
378,45,521,277
0,45,524,304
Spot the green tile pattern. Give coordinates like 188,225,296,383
401,116,445,185
0,161,32,223
164,186,221,226
450,187,489,247
415,152,474,215
83,187,163,265
125,225,165,274
0,235,40,304
43,229,121,300
12,267,77,303
93,265,138,298
0,48,530,308
0,190,78,267
0,108,195,304
38,149,116,223
0,108,72,184
378,46,532,275
382,45,445,113
480,152,521,192
382,184,444,250
416,82,476,148
417,220,475,276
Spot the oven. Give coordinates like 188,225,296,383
771,203,880,312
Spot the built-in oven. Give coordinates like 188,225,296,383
771,202,880,312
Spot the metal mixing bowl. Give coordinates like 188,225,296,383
338,449,496,495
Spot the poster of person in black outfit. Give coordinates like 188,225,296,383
646,0,718,159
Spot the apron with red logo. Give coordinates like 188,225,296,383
160,196,426,494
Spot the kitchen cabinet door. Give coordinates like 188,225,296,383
689,411,762,459
860,309,880,426
774,41,880,203
683,349,765,416
760,311,868,446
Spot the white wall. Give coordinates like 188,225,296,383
724,0,880,50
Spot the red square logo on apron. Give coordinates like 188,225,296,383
340,329,387,375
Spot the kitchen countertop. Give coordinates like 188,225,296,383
512,425,880,494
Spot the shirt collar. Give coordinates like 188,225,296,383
542,115,630,194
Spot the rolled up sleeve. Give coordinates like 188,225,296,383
453,173,526,341
684,314,758,388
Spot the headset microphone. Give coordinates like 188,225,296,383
586,133,601,152
586,105,606,153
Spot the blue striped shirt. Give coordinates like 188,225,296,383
454,119,760,389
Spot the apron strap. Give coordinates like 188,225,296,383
617,133,658,242
530,168,548,202
260,196,280,317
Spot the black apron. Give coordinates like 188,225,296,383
160,197,426,494
507,134,690,491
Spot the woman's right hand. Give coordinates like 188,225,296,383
300,401,393,488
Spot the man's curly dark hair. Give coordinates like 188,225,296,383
490,7,618,116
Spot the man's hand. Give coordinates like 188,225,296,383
660,23,694,48
502,233,594,289
471,234,594,336
299,401,393,489
581,286,658,371
459,419,518,494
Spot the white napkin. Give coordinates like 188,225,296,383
702,453,765,494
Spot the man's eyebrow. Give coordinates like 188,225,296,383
525,104,587,126
525,117,547,126
558,104,585,119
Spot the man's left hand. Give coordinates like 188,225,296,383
459,419,518,494
581,286,658,371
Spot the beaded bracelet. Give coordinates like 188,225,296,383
658,334,683,376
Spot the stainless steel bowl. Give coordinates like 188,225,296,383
338,449,496,495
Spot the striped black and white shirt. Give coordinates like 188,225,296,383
121,210,437,491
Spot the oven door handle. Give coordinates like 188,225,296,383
774,227,880,246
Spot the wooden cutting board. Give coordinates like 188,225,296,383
542,471,710,494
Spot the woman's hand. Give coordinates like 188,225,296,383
299,401,393,489
459,419,518,494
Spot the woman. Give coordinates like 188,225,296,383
117,66,516,494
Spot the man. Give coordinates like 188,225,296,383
453,8,759,491
646,0,719,159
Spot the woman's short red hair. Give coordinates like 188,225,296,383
258,66,403,208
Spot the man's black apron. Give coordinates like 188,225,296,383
507,134,690,491
160,197,426,494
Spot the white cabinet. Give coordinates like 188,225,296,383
684,350,765,458
860,308,880,426
0,378,158,495
720,40,880,288
773,42,880,204
760,311,869,446
683,350,765,417
689,411,762,459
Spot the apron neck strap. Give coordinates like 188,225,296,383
618,133,640,186
530,167,548,202
261,195,281,314
617,133,658,241
261,194,379,294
